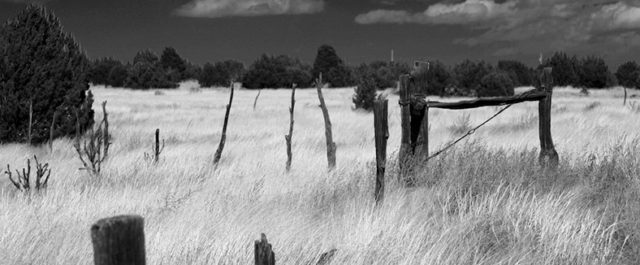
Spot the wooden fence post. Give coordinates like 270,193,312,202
373,97,388,204
102,101,110,160
538,67,559,169
255,233,275,265
91,215,146,265
154,129,160,163
214,81,235,165
398,75,412,173
285,84,296,171
316,73,336,170
253,89,262,111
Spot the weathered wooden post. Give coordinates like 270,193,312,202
214,81,235,165
102,101,110,160
316,73,337,170
253,89,262,110
373,97,388,204
154,129,160,163
538,67,559,169
285,84,296,171
255,233,275,265
398,75,412,173
91,215,146,265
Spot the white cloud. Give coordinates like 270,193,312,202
175,0,325,18
356,0,640,55
356,0,516,25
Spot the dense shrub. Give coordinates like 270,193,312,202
616,61,640,89
452,60,492,94
183,62,202,81
199,60,244,87
107,63,128,87
477,70,515,97
312,45,353,87
577,55,611,89
353,61,410,89
243,54,312,89
88,57,123,86
0,5,94,144
125,50,177,89
542,52,580,87
497,60,534,87
352,69,377,111
412,60,452,96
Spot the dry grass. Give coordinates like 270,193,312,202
0,85,639,264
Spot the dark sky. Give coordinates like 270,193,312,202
1,0,640,67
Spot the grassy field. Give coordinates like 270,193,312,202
1,83,639,264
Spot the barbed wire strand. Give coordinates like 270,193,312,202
426,104,514,161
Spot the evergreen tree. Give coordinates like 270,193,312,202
160,47,186,82
497,60,534,87
452,60,492,94
243,54,312,88
413,60,452,96
353,68,377,111
577,55,610,89
0,5,94,144
616,61,640,89
126,50,177,89
312,45,353,87
542,52,580,87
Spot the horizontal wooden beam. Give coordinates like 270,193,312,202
424,89,548,110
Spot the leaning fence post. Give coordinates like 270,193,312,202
398,75,412,174
91,215,146,265
373,97,388,204
214,81,235,165
255,233,275,265
538,67,559,169
316,73,337,170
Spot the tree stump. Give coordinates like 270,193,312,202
91,215,146,265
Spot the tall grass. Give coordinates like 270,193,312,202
0,87,638,264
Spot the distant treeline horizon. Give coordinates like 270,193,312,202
89,45,640,96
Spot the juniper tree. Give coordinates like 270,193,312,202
0,4,94,144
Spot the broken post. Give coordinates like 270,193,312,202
373,97,388,204
91,215,146,265
214,81,235,165
538,67,559,169
285,84,296,171
102,101,110,160
254,233,275,265
316,73,336,170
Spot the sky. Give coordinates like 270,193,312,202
1,0,640,67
